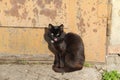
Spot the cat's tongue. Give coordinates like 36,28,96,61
54,38,58,41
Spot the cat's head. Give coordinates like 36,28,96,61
48,24,65,43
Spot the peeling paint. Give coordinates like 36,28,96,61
33,7,39,16
92,7,95,11
28,17,31,20
93,29,97,32
5,0,26,18
78,26,86,36
37,0,45,8
0,0,66,27
4,4,20,17
21,8,28,19
45,0,52,4
77,18,86,35
10,0,26,5
54,0,62,9
0,0,107,62
99,23,101,26
78,18,85,27
5,0,27,19
40,9,57,20
102,19,105,23
37,0,62,9
76,0,107,62
93,22,98,25
83,11,87,15
76,0,87,36
5,2,7,5
32,18,36,26
87,23,90,27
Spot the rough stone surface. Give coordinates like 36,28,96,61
0,64,101,80
106,55,120,72
0,55,120,80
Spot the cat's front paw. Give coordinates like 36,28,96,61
52,66,65,73
60,62,64,68
60,60,64,68
53,62,59,68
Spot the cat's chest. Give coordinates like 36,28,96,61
54,41,66,52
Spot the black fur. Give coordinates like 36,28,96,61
44,24,85,73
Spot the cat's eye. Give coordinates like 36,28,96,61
51,33,54,36
57,33,60,36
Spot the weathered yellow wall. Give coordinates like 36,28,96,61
67,0,108,62
0,28,50,54
0,0,108,62
0,0,67,27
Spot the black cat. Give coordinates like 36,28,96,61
44,24,85,73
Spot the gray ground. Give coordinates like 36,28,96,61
0,64,101,80
0,54,120,80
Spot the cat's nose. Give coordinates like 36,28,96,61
54,38,58,41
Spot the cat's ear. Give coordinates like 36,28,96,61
60,24,64,30
48,24,53,29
